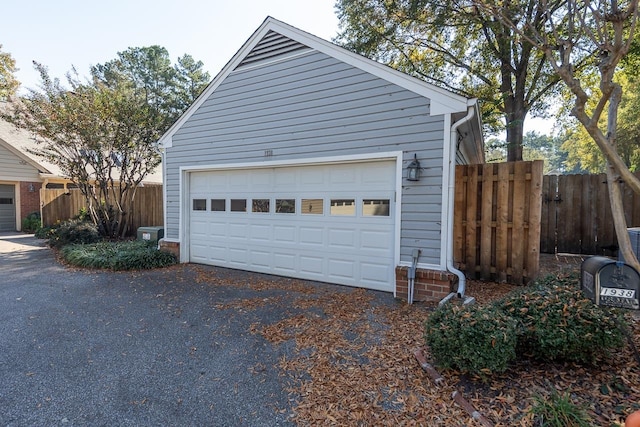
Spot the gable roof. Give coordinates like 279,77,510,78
159,16,479,149
0,113,61,177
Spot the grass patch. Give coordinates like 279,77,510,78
530,389,591,426
61,240,177,270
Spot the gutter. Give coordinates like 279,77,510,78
440,103,476,306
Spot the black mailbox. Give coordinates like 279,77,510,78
581,256,640,310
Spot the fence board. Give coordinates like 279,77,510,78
527,160,543,280
480,163,494,278
41,185,163,235
541,172,640,255
454,160,543,285
496,164,510,282
465,165,480,273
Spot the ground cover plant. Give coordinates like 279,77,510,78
60,240,177,270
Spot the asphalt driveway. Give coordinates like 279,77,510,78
0,232,341,426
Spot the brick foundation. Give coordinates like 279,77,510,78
19,181,42,221
159,240,180,259
395,266,456,303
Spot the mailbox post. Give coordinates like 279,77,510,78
581,256,640,310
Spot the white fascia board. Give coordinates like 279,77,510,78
264,18,470,115
158,17,473,149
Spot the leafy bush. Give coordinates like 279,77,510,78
21,211,41,233
48,219,101,248
34,225,54,239
425,274,626,377
60,240,177,270
501,276,625,363
425,304,518,377
530,390,591,427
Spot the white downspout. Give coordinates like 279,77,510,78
440,103,476,306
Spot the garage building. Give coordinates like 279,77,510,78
158,17,484,301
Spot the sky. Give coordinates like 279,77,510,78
1,0,553,135
1,0,340,91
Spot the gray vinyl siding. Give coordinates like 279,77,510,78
0,144,40,181
166,49,447,266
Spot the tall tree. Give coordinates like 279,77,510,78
2,47,211,238
335,0,564,161
474,0,640,269
0,45,20,99
91,46,210,131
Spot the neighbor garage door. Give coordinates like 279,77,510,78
0,184,16,232
188,160,396,291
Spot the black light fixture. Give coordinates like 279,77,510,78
407,153,421,181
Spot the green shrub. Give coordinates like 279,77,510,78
48,219,101,248
34,225,54,239
501,276,625,364
425,304,518,377
424,275,626,377
61,240,177,270
21,211,41,233
530,390,591,427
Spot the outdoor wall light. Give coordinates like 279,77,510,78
28,183,35,192
407,154,421,181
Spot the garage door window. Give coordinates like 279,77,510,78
363,199,390,216
301,199,323,215
230,199,247,212
252,199,270,213
211,199,226,212
275,199,295,214
330,199,355,216
193,199,206,211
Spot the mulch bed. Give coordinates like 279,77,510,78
195,267,640,426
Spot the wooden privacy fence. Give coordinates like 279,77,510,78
40,185,164,234
541,172,640,255
454,161,544,284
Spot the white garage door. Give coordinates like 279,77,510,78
0,184,16,232
188,160,396,291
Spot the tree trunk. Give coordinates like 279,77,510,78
606,165,640,271
505,111,525,162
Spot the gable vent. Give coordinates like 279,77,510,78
236,31,310,69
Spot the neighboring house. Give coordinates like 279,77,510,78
0,107,163,232
158,17,484,302
0,113,68,232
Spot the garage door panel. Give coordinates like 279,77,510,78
229,248,248,264
360,229,393,251
327,258,355,279
274,252,296,272
328,228,356,248
274,225,296,243
189,160,396,292
299,227,324,245
361,262,391,284
249,250,271,268
208,246,228,263
229,223,248,239
300,255,324,275
250,226,271,242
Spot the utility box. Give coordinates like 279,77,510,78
581,256,640,310
619,227,640,263
137,226,164,243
